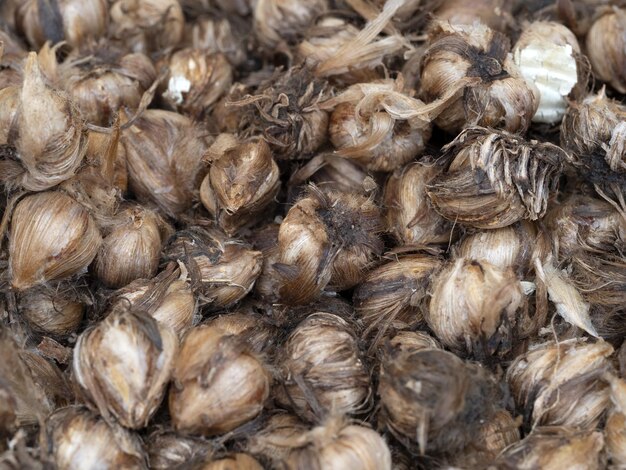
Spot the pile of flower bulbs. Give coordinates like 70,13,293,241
0,0,625,468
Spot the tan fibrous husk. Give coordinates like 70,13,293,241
506,339,614,430
19,350,73,409
168,325,270,436
386,330,442,354
246,413,308,465
86,127,129,194
109,0,184,54
92,203,167,288
123,109,209,219
352,254,443,344
15,0,108,49
427,127,571,229
275,312,370,422
253,0,328,49
587,8,626,94
275,185,383,305
0,28,27,89
9,191,102,291
383,162,454,245
494,427,604,470
18,280,89,338
72,308,179,429
201,453,264,470
200,135,280,236
161,49,232,118
512,21,586,124
146,429,210,469
431,0,511,31
0,384,17,446
45,406,148,470
0,85,20,145
378,346,500,456
162,225,262,310
204,311,277,355
184,16,247,66
605,376,626,467
178,0,252,17
420,22,539,134
247,222,281,303
232,66,330,161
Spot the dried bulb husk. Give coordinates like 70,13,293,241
201,454,263,470
205,312,276,355
587,8,626,94
200,135,280,235
86,128,128,193
427,127,569,229
605,376,626,467
420,22,539,133
45,406,148,470
353,254,443,343
19,350,72,408
276,185,383,304
163,226,262,310
426,257,524,357
513,21,583,124
146,430,209,469
378,347,499,455
185,16,247,66
383,162,454,245
15,0,108,49
432,0,511,31
275,312,370,421
494,427,604,470
386,330,442,353
0,385,16,446
0,86,20,145
507,339,613,430
162,50,232,118
9,191,102,290
246,413,308,464
323,77,432,172
18,281,88,338
253,0,327,48
93,204,165,288
123,109,208,218
109,0,184,54
73,308,178,429
169,325,270,436
248,222,281,303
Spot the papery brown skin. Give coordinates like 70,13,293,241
507,340,614,430
200,454,264,470
587,9,626,94
9,191,102,290
275,312,370,421
0,86,20,145
169,325,270,436
109,0,184,54
15,0,108,49
86,128,129,193
378,347,500,456
253,0,327,48
247,222,281,303
73,309,178,429
93,204,164,288
383,162,454,245
45,406,148,470
184,16,247,66
246,413,308,465
205,312,276,355
353,254,443,344
0,386,17,447
387,330,442,354
19,350,73,408
146,430,209,469
123,109,208,219
432,0,511,31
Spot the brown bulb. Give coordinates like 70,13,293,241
169,325,270,436
383,162,454,245
276,185,383,305
123,109,208,218
163,225,262,310
587,9,626,94
73,308,178,429
146,430,209,469
507,340,613,430
427,127,569,229
200,135,280,235
204,312,276,354
248,223,281,303
420,23,539,133
276,313,370,421
185,16,247,66
93,204,165,288
432,0,511,31
86,127,129,194
109,0,184,54
246,413,308,465
0,86,19,145
253,0,327,48
20,350,73,408
386,330,442,354
353,254,443,343
9,191,102,290
201,454,263,470
45,406,148,470
0,385,16,447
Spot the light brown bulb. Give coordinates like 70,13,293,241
169,325,270,436
432,0,511,31
0,86,19,145
587,8,626,94
123,109,208,218
9,191,102,290
353,254,443,343
427,127,569,229
246,413,308,465
253,0,327,48
276,313,370,421
420,22,539,133
163,225,262,310
383,162,454,245
201,454,263,470
45,406,148,470
247,223,281,303
185,16,247,66
109,0,184,54
204,312,276,354
15,0,108,49
507,340,613,430
93,204,165,288
73,309,178,429
146,430,209,469
20,350,73,408
86,128,129,194
386,330,442,354
200,135,280,235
